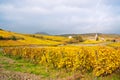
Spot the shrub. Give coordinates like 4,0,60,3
10,36,17,40
0,36,3,40
0,28,3,30
74,35,84,42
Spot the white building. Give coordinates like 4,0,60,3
68,36,72,39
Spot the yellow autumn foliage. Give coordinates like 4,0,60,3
2,46,120,77
0,30,66,46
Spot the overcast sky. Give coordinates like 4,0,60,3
0,0,120,34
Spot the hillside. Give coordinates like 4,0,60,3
0,29,67,46
1,29,120,47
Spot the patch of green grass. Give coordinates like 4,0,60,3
97,74,120,80
0,52,49,78
83,72,120,80
0,51,3,57
0,52,69,79
1,61,9,65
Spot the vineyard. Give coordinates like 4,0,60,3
1,29,120,79
2,46,120,78
0,30,66,47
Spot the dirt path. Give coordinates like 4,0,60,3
68,42,113,46
0,68,42,80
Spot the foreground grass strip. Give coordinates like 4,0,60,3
0,52,49,78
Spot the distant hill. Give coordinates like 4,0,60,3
35,32,49,35
60,33,120,43
61,33,120,38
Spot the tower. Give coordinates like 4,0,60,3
95,33,99,41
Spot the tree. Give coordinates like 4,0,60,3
64,35,84,44
10,36,17,40
0,28,3,30
73,35,84,42
0,36,3,40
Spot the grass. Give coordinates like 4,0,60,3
107,42,120,47
83,73,120,80
0,52,49,78
83,40,105,44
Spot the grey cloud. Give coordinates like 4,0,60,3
0,0,120,34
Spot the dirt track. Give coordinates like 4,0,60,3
0,68,42,80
